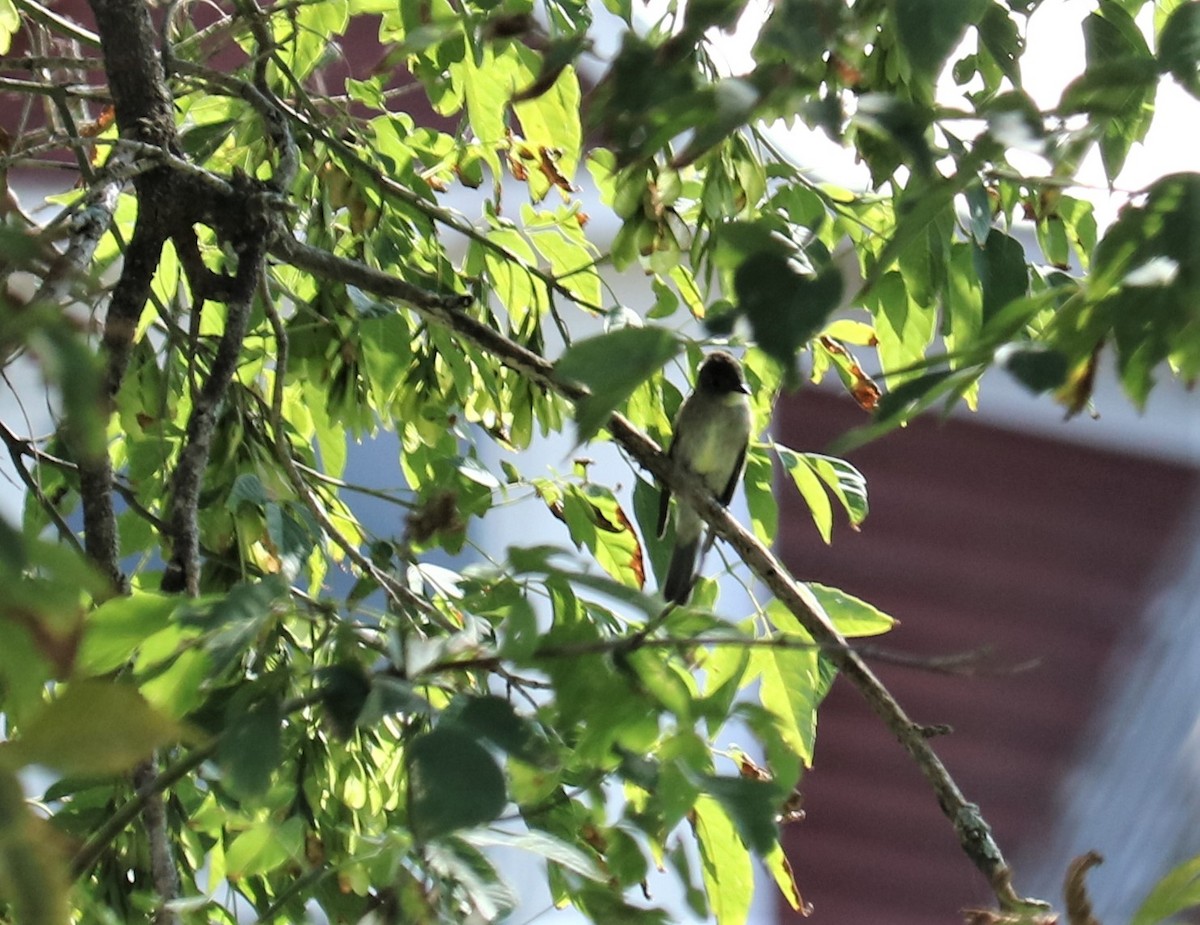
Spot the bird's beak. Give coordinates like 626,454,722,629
738,382,751,394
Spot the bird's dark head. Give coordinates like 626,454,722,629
697,351,750,396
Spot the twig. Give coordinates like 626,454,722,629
1064,852,1104,925
0,421,85,555
14,0,103,49
422,632,1033,679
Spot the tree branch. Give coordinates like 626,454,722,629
161,249,261,595
131,758,182,925
0,421,85,556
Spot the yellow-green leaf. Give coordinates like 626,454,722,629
0,680,182,776
694,794,753,925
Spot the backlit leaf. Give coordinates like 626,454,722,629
807,583,896,637
694,794,753,925
1,680,181,776
1131,854,1200,925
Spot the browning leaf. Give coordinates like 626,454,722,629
537,147,576,195
80,105,115,138
1055,342,1102,419
818,336,881,411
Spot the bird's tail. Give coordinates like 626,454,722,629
662,537,700,605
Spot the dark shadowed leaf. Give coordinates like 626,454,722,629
407,727,507,841
1000,344,1070,394
1159,2,1200,98
442,695,556,768
697,774,781,855
556,327,681,444
734,252,843,381
974,229,1029,324
220,693,282,798
893,0,988,79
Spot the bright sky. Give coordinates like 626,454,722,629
702,0,1200,228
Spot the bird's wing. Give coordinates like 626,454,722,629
717,443,748,507
657,489,676,539
656,434,678,538
656,477,672,539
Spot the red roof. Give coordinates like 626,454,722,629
774,390,1198,923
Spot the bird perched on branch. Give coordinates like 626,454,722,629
656,351,752,605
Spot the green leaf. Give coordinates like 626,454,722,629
495,595,540,660
76,591,180,675
697,775,780,855
1131,854,1200,925
853,94,935,177
0,769,70,925
265,501,318,578
0,680,181,776
752,639,823,767
455,37,520,148
734,252,843,381
523,205,601,309
807,583,896,637
512,52,583,186
603,825,650,886
224,817,305,880
407,727,507,841
694,794,753,925
1079,4,1158,179
1160,1,1200,98
317,663,373,739
974,229,1029,324
484,224,546,330
773,444,868,542
441,695,556,768
181,577,287,676
999,344,1070,394
892,0,989,79
556,326,681,444
461,828,604,882
978,3,1023,86
424,837,517,921
219,693,282,798
0,0,19,55
742,445,778,544
764,840,808,914
776,445,833,542
963,183,994,246
559,482,646,589
226,473,268,511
